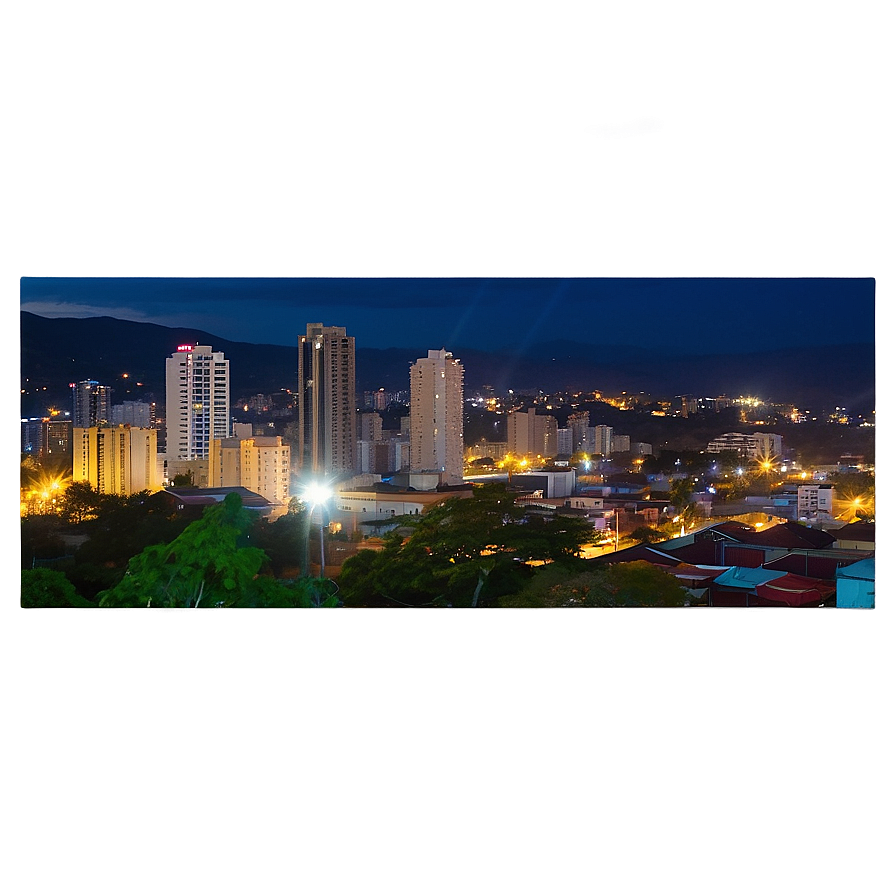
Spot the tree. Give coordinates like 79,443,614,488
499,561,690,608
668,477,694,513
97,493,335,607
629,525,667,544
338,484,597,607
21,568,93,608
668,477,704,529
98,493,264,606
250,504,309,577
59,481,104,525
73,490,189,570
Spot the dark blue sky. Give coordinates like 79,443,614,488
2,2,894,350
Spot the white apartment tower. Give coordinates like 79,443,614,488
165,344,230,460
298,324,356,476
410,349,464,482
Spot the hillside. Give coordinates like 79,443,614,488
20,312,874,417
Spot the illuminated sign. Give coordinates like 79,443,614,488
177,344,194,352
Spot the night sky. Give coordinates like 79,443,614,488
2,2,894,351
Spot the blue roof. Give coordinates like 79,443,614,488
714,567,788,589
836,557,875,581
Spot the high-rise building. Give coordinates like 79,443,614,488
73,426,160,495
594,425,614,457
556,428,573,457
112,400,153,428
359,411,383,443
409,349,464,482
72,380,112,428
298,324,356,476
507,408,559,459
567,412,591,455
165,344,230,460
22,416,72,461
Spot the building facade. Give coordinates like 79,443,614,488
72,380,112,428
165,344,230,460
298,323,356,476
209,435,291,506
73,426,160,495
593,425,614,457
22,416,72,461
507,408,559,459
409,349,464,482
707,431,784,459
112,400,154,428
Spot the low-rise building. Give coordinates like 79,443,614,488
334,482,472,527
209,436,291,507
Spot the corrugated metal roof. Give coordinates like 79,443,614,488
836,557,875,581
713,567,788,589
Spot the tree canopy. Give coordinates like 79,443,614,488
97,493,335,607
339,484,597,607
21,568,94,608
499,561,690,608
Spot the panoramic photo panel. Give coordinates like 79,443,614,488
19,277,875,608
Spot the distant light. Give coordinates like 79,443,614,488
177,344,194,352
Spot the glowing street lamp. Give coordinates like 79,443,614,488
301,482,333,579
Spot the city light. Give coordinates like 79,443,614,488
302,483,332,507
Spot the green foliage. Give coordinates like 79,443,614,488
172,472,195,487
74,490,189,569
829,471,874,497
59,481,104,525
337,484,596,607
97,493,326,608
21,568,93,608
20,517,67,568
499,561,690,608
250,507,309,577
99,493,265,607
628,525,667,544
231,576,338,608
669,478,694,512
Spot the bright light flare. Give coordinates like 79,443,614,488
302,483,332,506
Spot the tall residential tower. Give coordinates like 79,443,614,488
409,349,464,483
298,323,356,476
165,343,230,460
72,380,112,428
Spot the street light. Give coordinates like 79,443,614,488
301,483,333,578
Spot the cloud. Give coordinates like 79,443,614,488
21,301,152,321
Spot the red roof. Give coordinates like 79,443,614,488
754,573,836,607
707,521,755,535
666,540,725,565
593,544,680,566
763,550,873,581
833,521,875,544
736,522,835,550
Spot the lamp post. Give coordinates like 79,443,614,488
302,483,332,578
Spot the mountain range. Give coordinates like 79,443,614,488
20,312,874,417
